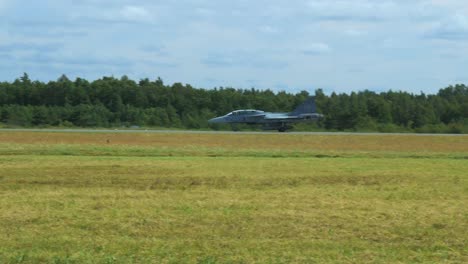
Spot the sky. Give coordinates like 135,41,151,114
0,0,468,94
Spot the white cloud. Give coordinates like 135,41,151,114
258,25,278,34
2,0,468,93
302,43,332,55
427,13,468,39
0,0,11,13
75,4,156,24
344,29,367,36
306,0,400,21
429,0,468,11
195,7,215,17
120,5,153,23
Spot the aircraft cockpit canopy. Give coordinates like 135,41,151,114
227,110,264,116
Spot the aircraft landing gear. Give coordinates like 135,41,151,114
263,123,292,132
231,124,240,132
278,123,292,132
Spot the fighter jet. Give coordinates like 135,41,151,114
208,97,323,132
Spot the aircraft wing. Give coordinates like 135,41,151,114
263,113,319,122
263,114,297,120
264,116,297,120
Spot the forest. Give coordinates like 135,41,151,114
1,73,467,133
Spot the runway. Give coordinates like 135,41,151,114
0,128,465,136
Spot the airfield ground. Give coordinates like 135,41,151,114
0,131,467,263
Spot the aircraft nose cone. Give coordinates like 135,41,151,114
208,117,224,123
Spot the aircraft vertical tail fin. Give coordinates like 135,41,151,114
291,97,317,115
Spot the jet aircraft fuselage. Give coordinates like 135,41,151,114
208,97,323,132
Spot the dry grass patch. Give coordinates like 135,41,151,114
0,132,467,153
0,132,467,263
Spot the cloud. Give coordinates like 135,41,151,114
344,29,367,36
68,4,156,25
302,43,332,55
0,0,11,11
201,50,288,69
18,52,126,66
1,0,468,93
140,45,169,57
120,5,153,23
0,42,63,53
305,0,399,22
194,7,215,17
258,25,278,34
141,60,178,68
426,14,468,40
430,0,468,11
0,53,14,61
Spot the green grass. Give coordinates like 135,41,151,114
0,133,467,263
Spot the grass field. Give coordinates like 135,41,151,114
0,132,467,263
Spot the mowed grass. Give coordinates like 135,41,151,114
0,132,467,263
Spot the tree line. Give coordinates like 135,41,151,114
0,73,467,133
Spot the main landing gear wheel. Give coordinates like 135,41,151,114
231,124,240,132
